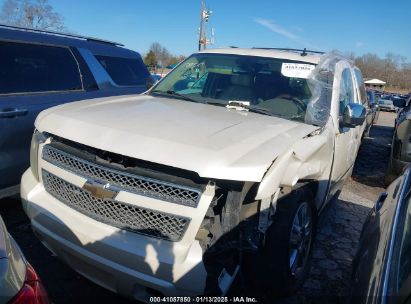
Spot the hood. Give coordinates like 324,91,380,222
36,94,318,181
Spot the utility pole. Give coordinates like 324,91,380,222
198,0,204,51
198,0,213,51
203,9,208,50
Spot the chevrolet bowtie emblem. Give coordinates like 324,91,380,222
82,180,117,200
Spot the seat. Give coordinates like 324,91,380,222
219,73,255,102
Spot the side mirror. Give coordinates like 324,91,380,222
393,99,406,108
145,75,159,90
342,103,366,128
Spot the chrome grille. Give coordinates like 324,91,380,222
42,170,189,241
42,145,201,207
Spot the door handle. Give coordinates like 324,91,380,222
0,108,28,118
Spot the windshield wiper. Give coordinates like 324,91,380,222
151,90,200,103
247,107,285,117
224,101,280,117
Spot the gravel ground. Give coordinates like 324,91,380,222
0,111,396,303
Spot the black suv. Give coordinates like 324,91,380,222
0,24,150,198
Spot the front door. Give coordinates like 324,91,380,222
331,62,361,183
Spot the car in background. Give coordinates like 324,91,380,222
0,24,151,199
374,91,382,101
0,214,50,303
393,97,407,107
364,90,380,136
351,166,411,303
386,97,411,183
378,98,397,112
367,90,379,122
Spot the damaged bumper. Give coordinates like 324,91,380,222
21,168,214,300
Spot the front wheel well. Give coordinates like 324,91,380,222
300,180,319,200
277,180,319,213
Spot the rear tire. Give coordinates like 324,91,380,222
247,187,316,298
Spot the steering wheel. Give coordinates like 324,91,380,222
276,94,307,113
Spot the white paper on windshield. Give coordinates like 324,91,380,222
281,63,316,79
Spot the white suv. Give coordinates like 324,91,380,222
21,48,368,300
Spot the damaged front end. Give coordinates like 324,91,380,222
38,133,270,295
197,123,335,296
195,181,265,295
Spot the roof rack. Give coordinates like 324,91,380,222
0,24,124,46
252,47,324,56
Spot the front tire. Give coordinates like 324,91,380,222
248,187,316,297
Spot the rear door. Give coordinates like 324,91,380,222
0,41,85,192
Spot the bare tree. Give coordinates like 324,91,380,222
149,42,170,67
148,42,186,68
353,52,411,90
0,0,65,31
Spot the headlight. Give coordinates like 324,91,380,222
30,130,47,181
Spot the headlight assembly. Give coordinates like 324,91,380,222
30,130,47,181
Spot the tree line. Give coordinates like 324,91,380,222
348,52,411,91
143,42,186,71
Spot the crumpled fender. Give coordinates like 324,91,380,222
256,121,334,204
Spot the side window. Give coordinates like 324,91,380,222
354,69,367,105
95,55,149,86
339,68,355,115
168,61,209,92
0,41,82,94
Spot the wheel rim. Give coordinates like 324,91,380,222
289,201,312,277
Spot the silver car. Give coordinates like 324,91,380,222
378,99,397,112
0,215,50,303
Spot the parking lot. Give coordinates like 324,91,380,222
0,111,395,303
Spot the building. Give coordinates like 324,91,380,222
364,79,386,91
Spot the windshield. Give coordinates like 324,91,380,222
151,53,318,124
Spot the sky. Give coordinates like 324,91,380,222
17,0,411,60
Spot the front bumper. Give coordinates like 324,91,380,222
21,169,211,300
